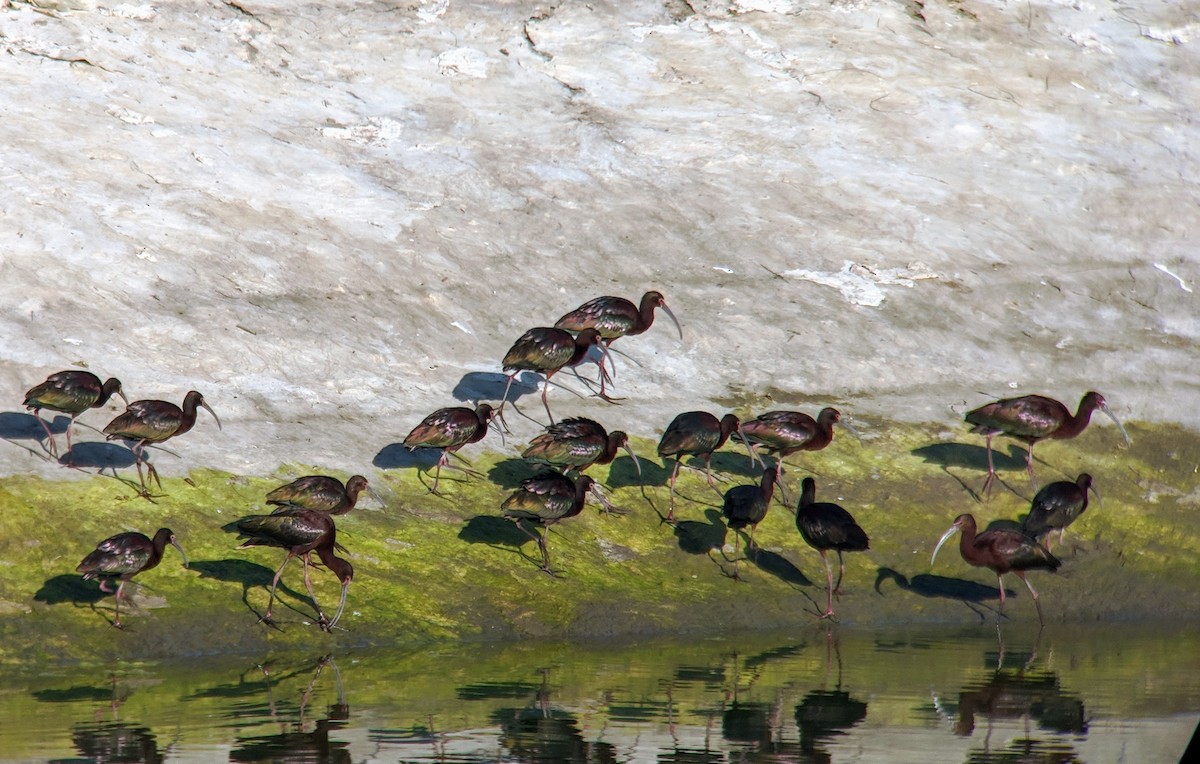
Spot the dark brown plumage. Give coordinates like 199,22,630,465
965,392,1128,494
24,370,128,461
498,327,609,424
796,478,869,618
552,290,682,398
721,467,778,580
1022,473,1095,552
103,390,220,495
932,513,1061,625
521,417,640,476
502,470,595,575
77,528,187,629
403,403,495,494
236,508,353,631
266,475,373,515
657,411,758,522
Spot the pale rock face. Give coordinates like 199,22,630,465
1,0,1195,478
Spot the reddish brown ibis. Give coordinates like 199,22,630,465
23,370,128,461
403,403,496,494
521,417,641,476
502,470,595,575
1022,473,1096,552
932,513,1061,625
739,408,859,477
103,390,220,494
965,391,1129,495
76,528,187,629
266,474,379,515
498,327,612,424
553,290,683,398
236,508,353,631
721,467,778,579
657,411,761,522
796,478,869,618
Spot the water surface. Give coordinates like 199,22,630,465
4,622,1196,763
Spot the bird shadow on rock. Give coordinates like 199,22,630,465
874,567,1012,621
0,410,68,440
62,442,138,470
488,458,541,490
452,371,541,404
602,454,655,489
911,442,1030,500
744,538,812,587
673,509,727,555
34,574,111,606
709,451,762,480
188,559,307,615
373,443,441,471
459,516,546,570
459,515,533,548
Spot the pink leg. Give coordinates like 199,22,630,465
982,433,997,497
1016,571,1045,625
263,554,293,621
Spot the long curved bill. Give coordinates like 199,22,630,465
1098,401,1131,446
171,537,189,569
661,303,684,341
367,486,386,509
117,389,131,408
200,399,222,430
1089,481,1103,508
736,424,766,469
623,442,642,476
931,525,959,567
325,581,350,631
839,417,864,445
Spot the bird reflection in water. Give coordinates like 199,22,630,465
933,630,1086,762
230,655,350,763
45,674,164,764
493,669,617,764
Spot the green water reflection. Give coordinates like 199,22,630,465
5,622,1197,762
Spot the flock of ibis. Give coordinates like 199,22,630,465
21,289,1131,632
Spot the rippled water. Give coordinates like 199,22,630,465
3,622,1196,763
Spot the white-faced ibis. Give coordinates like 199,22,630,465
103,390,220,494
266,474,378,515
403,403,496,494
1022,473,1096,552
796,477,869,618
965,391,1129,495
521,417,641,476
657,411,761,522
739,408,859,478
236,508,353,631
932,513,1061,625
76,528,187,629
501,470,595,575
498,327,612,424
23,370,129,461
721,467,778,579
553,290,683,398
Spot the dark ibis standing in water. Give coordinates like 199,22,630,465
521,417,641,476
795,478,869,618
76,528,187,629
498,327,612,424
932,513,1061,625
23,370,129,462
266,474,378,515
103,390,220,495
657,411,760,522
1022,473,1096,552
964,391,1129,495
721,467,778,580
235,508,353,631
553,290,683,398
502,470,595,575
403,403,496,494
